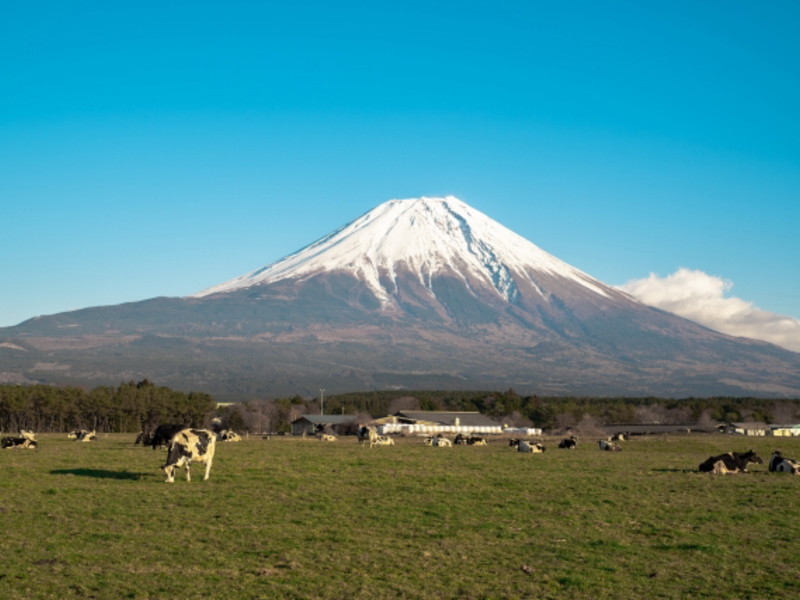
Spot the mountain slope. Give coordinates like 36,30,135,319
1,196,798,400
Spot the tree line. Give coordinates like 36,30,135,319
0,380,216,434
3,381,799,435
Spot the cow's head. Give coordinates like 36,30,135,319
744,449,763,464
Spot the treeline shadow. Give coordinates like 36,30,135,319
50,468,144,480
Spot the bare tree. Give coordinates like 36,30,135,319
771,401,799,424
388,396,420,414
575,414,605,437
555,412,576,431
696,409,717,432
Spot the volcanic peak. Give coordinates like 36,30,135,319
192,196,612,304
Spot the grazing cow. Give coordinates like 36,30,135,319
769,451,800,474
358,426,379,447
134,431,154,445
698,450,763,474
598,439,621,451
161,429,216,483
2,430,38,449
150,424,187,450
558,436,577,449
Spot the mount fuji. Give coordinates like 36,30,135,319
2,196,799,400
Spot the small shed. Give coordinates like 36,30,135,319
291,415,359,436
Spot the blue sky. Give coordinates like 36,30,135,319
1,1,798,346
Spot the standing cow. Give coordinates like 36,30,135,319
161,429,217,483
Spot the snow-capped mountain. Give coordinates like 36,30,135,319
192,196,614,304
2,196,799,400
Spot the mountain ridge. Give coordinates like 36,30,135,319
1,196,798,400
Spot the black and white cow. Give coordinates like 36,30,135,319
1,430,37,449
769,451,800,474
698,449,763,474
150,423,187,450
161,429,217,483
558,436,577,449
517,440,545,453
598,439,622,451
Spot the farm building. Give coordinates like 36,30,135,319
771,424,800,436
718,422,770,436
291,415,359,436
378,410,506,436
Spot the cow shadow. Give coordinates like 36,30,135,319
50,469,144,480
651,468,695,473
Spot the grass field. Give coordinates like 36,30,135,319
1,433,799,600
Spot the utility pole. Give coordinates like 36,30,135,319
320,388,326,416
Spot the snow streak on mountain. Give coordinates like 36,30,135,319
192,196,614,305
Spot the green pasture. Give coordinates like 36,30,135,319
1,433,799,599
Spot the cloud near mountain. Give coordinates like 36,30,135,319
619,268,800,352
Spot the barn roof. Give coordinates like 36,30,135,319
292,415,358,425
602,423,712,435
393,411,500,427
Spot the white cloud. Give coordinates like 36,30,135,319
618,268,800,353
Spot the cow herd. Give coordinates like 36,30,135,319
4,424,800,482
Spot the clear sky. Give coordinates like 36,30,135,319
1,2,798,348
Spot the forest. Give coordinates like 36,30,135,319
2,382,798,435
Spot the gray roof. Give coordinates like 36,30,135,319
394,411,501,427
603,423,713,435
292,415,358,425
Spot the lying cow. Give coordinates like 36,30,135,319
217,430,241,442
161,428,216,483
1,430,38,449
150,423,187,450
698,450,763,474
80,430,97,442
558,436,577,449
372,435,395,446
318,434,337,442
769,451,800,474
517,440,545,453
425,435,451,447
598,439,621,451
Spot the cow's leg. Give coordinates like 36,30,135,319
185,460,192,482
203,456,213,481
